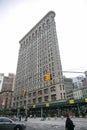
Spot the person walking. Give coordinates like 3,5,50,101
25,114,28,121
42,113,46,120
65,114,75,130
19,114,21,121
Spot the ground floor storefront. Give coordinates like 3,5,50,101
11,98,87,118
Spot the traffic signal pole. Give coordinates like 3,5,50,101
22,89,28,120
25,94,28,116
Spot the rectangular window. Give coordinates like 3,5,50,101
60,93,62,99
33,92,36,96
51,94,56,101
38,97,42,103
33,98,36,103
38,90,42,95
44,88,48,94
60,85,62,90
50,86,56,92
44,96,49,101
28,93,31,97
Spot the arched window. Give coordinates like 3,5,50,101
29,36,31,41
32,33,34,38
42,23,45,29
35,30,37,36
47,19,50,24
39,26,41,32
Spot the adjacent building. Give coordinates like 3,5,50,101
0,73,4,92
64,78,73,92
85,71,87,79
1,73,15,92
64,77,74,100
0,73,15,109
73,87,87,99
72,76,85,89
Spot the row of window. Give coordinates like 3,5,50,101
14,85,65,101
19,47,53,63
15,78,64,93
14,86,56,101
20,19,52,47
21,20,52,47
14,92,66,107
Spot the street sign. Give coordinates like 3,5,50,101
46,103,49,107
85,98,87,102
69,100,74,104
33,105,36,108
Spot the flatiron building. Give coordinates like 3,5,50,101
13,11,65,108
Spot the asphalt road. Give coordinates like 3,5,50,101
22,117,87,130
25,123,87,130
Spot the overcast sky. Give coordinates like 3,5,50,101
0,0,87,77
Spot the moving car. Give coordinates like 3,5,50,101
0,116,26,130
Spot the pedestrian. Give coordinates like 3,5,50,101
43,113,46,120
25,114,28,121
30,114,32,118
65,114,75,130
34,114,36,118
13,115,17,121
19,114,21,121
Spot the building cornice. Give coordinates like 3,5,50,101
0,90,13,94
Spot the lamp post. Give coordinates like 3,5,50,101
17,102,20,118
77,103,81,116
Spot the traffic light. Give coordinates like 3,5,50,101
23,89,27,96
44,73,52,81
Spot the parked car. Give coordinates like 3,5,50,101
0,116,26,130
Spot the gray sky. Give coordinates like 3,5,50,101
0,0,87,77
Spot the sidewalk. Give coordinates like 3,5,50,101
21,117,87,123
20,117,87,130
